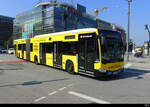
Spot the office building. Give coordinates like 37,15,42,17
0,15,13,46
14,1,113,39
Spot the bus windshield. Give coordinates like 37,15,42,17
99,30,124,64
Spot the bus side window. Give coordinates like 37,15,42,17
45,43,53,53
62,42,78,55
18,44,22,50
71,43,78,55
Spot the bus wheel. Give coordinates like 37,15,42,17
34,56,39,65
94,70,100,78
66,61,75,74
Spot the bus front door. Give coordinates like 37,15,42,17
78,38,95,75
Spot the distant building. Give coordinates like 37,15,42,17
0,15,14,46
13,1,126,40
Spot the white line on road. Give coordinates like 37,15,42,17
68,91,110,104
34,96,46,102
48,91,58,96
33,84,73,103
58,87,67,91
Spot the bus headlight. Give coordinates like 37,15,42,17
99,69,107,73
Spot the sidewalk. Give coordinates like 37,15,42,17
125,54,150,70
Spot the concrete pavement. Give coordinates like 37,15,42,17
0,54,150,104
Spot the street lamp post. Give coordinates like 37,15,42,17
145,24,150,56
126,0,132,62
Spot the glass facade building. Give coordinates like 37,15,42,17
0,15,13,46
13,1,116,39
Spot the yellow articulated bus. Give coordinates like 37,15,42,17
14,39,27,60
14,28,125,77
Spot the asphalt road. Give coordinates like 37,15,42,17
0,54,150,104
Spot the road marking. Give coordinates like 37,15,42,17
124,63,132,68
58,87,67,91
33,84,73,103
34,96,46,102
68,91,110,104
48,91,58,96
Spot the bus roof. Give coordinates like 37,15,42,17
34,28,97,38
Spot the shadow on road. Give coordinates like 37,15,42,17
0,78,69,88
95,68,150,81
79,68,150,81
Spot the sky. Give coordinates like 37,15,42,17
0,0,150,46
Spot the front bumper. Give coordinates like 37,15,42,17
98,68,124,76
106,69,124,75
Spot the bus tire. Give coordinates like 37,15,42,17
94,71,106,78
66,61,75,74
94,70,100,78
34,56,39,65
